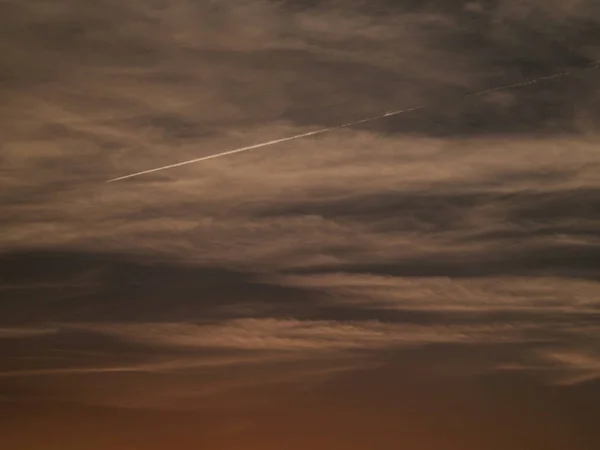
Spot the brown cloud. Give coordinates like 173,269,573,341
1,2,600,436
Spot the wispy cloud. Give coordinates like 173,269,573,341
1,0,600,415
0,327,58,339
278,274,600,314
543,349,600,385
78,318,536,351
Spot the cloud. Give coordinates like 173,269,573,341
77,317,535,352
1,0,600,414
0,315,543,408
0,328,58,339
2,135,600,274
0,352,287,379
543,349,600,385
277,274,600,315
497,345,600,386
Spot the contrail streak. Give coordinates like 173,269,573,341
106,64,599,183
106,106,424,182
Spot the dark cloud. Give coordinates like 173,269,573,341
0,250,325,324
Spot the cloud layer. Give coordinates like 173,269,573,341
1,2,600,438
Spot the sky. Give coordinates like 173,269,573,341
1,0,600,448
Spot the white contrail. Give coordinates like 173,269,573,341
106,64,599,183
105,106,424,182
